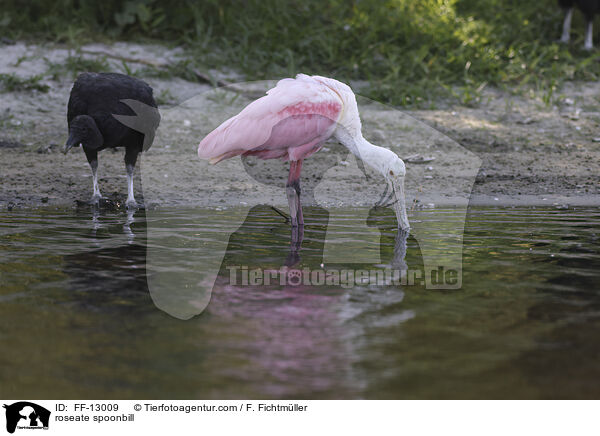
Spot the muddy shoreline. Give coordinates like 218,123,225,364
1,41,599,211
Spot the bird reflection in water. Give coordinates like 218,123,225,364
206,205,412,397
63,207,149,310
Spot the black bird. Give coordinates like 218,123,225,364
559,0,600,49
65,72,160,208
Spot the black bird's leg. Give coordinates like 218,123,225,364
560,6,573,43
84,148,101,203
584,17,594,50
124,148,139,209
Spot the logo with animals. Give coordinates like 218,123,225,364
3,402,50,434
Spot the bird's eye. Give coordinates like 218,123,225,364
389,170,394,176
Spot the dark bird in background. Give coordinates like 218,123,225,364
65,72,161,208
559,0,600,49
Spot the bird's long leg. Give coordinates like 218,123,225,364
84,149,101,204
287,160,305,257
561,7,573,43
91,160,101,201
124,148,140,209
584,19,594,50
286,160,304,228
126,164,136,207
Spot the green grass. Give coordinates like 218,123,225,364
1,0,600,106
0,73,49,92
136,59,201,82
44,53,111,79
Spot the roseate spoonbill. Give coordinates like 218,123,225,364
198,74,409,231
65,72,161,208
559,0,600,50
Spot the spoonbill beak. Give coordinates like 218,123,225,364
391,176,410,231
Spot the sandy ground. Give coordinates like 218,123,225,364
1,41,599,211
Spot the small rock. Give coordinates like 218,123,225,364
555,204,569,210
7,202,15,211
592,138,600,142
564,98,575,105
569,108,581,120
424,175,433,179
404,154,436,164
426,166,433,171
36,143,58,154
516,117,535,125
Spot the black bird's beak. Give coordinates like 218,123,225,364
64,135,78,155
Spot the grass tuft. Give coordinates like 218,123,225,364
0,73,49,92
45,54,111,80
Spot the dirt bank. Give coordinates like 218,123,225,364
1,41,598,210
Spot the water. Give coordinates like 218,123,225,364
1,206,599,399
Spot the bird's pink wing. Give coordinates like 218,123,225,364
198,77,342,163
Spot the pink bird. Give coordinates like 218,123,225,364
198,74,409,232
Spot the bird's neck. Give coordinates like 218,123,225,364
335,130,390,176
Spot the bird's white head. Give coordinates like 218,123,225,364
381,150,407,179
